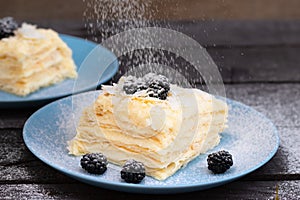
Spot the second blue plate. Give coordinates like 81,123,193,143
0,34,119,108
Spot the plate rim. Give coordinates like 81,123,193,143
0,34,119,104
23,90,280,192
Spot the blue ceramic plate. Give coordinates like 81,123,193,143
0,34,119,108
23,91,279,194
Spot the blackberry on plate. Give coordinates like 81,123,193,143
0,17,18,39
80,153,108,174
207,150,233,174
121,159,146,183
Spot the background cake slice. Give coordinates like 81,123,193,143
0,19,77,96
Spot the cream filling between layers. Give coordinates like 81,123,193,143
0,24,77,96
0,58,77,96
0,49,63,79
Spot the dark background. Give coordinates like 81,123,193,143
1,0,300,83
2,0,300,20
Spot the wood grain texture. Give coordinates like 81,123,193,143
20,20,300,83
0,84,298,130
2,0,300,21
0,110,33,129
150,0,300,20
0,181,299,199
112,46,300,84
166,20,300,46
0,0,84,21
208,47,300,83
226,84,300,127
0,17,299,198
23,20,300,46
0,127,298,184
0,84,299,185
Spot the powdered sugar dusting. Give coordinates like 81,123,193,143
82,0,209,88
277,181,300,199
278,127,300,174
83,0,154,42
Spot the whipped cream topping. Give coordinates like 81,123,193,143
15,23,45,39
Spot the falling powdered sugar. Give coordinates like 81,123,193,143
83,0,154,42
82,0,207,88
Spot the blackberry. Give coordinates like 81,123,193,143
0,17,18,39
123,76,138,94
121,159,146,183
145,74,170,100
144,73,170,90
80,153,108,174
148,82,169,100
207,150,233,174
122,73,170,100
136,80,148,92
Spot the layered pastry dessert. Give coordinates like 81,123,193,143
68,73,228,180
0,17,77,96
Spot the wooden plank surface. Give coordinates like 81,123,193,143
168,20,300,46
24,20,300,84
0,84,299,184
25,20,300,46
1,83,299,128
208,46,300,83
0,0,85,21
113,46,300,84
0,181,299,199
0,110,33,129
149,0,300,20
0,126,298,184
2,0,300,21
226,84,300,127
0,17,299,198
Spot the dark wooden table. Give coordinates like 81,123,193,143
0,20,299,199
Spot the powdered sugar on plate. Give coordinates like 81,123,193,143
23,91,279,193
